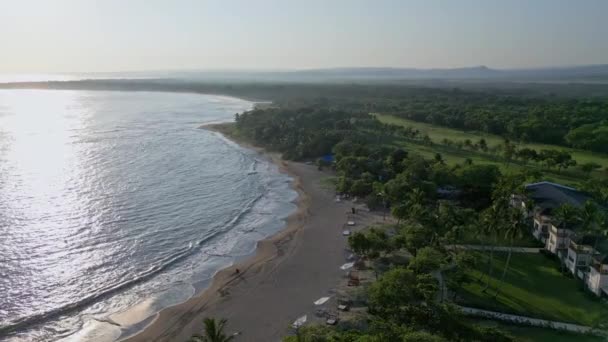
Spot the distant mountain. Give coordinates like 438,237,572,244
285,66,503,79
2,65,608,85
160,65,608,83
502,64,608,80
281,65,608,81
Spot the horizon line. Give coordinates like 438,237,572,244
2,63,608,75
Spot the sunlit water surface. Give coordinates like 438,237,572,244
0,90,297,341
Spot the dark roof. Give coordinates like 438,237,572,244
526,181,591,210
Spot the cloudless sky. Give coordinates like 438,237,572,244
0,0,606,73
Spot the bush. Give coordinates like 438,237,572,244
365,194,384,210
351,179,373,197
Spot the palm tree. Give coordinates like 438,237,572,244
189,318,235,342
408,188,426,204
580,201,603,250
391,188,430,226
407,188,435,227
553,204,581,272
480,174,525,293
479,204,501,293
391,202,409,225
494,207,526,298
553,203,580,228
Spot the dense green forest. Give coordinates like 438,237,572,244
265,86,608,153
12,80,608,153
376,91,608,152
234,107,509,208
234,105,608,194
227,105,608,341
233,107,516,341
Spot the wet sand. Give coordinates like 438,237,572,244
121,127,380,342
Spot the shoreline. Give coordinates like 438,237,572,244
119,123,310,341
0,94,268,342
121,122,382,341
0,84,273,105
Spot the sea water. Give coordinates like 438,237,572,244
0,90,297,341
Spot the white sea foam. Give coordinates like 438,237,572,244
0,90,296,341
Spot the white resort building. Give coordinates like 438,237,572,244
587,255,608,296
566,237,596,278
515,181,608,297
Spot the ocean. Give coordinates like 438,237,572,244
0,90,297,341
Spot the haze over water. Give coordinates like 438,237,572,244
0,90,297,341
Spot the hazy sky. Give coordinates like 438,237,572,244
1,0,606,73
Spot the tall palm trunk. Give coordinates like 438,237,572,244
494,237,514,298
480,206,499,292
481,248,494,292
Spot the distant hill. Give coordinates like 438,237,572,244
285,66,504,80
147,65,608,83
277,65,608,81
1,65,608,85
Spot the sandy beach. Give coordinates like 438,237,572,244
119,126,380,342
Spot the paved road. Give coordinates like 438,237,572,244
459,306,607,336
446,245,542,253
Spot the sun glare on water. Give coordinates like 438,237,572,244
0,89,96,278
0,90,87,200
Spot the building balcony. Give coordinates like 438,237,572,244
569,240,595,254
534,214,551,224
591,264,608,275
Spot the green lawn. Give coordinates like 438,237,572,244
473,319,605,342
375,113,608,186
387,134,583,186
375,113,608,170
452,252,608,326
508,327,604,342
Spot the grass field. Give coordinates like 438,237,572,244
452,252,608,326
384,131,583,186
375,113,608,169
375,113,608,186
473,319,605,342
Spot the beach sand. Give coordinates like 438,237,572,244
120,126,382,342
